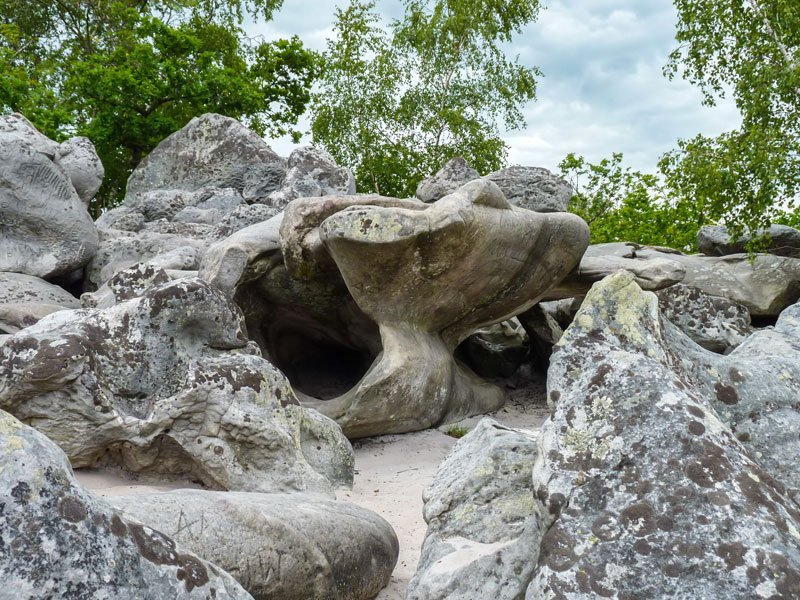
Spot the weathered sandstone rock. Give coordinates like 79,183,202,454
0,410,253,599
416,157,480,203
485,165,572,213
526,271,800,598
407,418,543,600
301,179,589,437
113,490,398,600
698,224,800,257
0,115,98,278
0,278,352,494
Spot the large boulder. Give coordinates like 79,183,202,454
485,166,572,213
0,272,80,334
655,283,752,353
698,224,800,257
125,113,287,202
301,179,589,437
265,146,356,208
407,418,543,600
0,410,253,599
416,157,480,203
561,243,800,317
113,490,399,600
0,278,353,494
84,228,207,291
526,272,800,598
0,114,99,278
54,135,105,205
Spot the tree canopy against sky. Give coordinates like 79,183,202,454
309,0,540,198
659,0,800,241
0,0,315,212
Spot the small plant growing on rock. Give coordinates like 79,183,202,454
445,425,470,439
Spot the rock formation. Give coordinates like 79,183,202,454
88,115,356,293
698,224,800,257
0,113,99,278
410,272,800,598
113,490,399,600
407,418,542,600
0,277,352,494
550,242,800,317
0,410,253,599
283,179,589,437
528,271,800,597
485,165,573,213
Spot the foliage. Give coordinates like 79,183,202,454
310,0,540,198
445,425,469,439
560,152,710,252
661,0,800,245
0,0,316,213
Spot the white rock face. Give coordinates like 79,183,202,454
125,113,287,202
407,418,544,600
55,136,105,205
485,165,573,213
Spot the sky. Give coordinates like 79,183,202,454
246,0,742,175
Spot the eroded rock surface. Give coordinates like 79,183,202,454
0,278,352,494
296,179,588,437
656,283,752,353
265,146,355,208
125,113,286,202
0,114,99,278
113,490,398,600
407,419,544,600
567,243,800,317
526,272,800,598
0,410,253,599
485,166,572,213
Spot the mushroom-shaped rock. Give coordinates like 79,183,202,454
0,410,253,599
113,491,399,600
299,179,589,437
0,278,353,494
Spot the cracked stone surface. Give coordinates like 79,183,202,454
526,271,800,598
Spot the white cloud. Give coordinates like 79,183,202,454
246,0,742,175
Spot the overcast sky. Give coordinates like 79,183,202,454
247,0,741,174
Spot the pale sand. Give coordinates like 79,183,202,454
76,374,550,600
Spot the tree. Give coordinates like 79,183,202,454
560,152,708,251
310,0,539,198
0,0,316,213
661,0,800,245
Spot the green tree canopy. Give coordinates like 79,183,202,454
1,0,315,212
560,152,709,252
310,0,539,198
661,0,800,242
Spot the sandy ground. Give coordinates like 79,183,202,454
76,371,550,600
